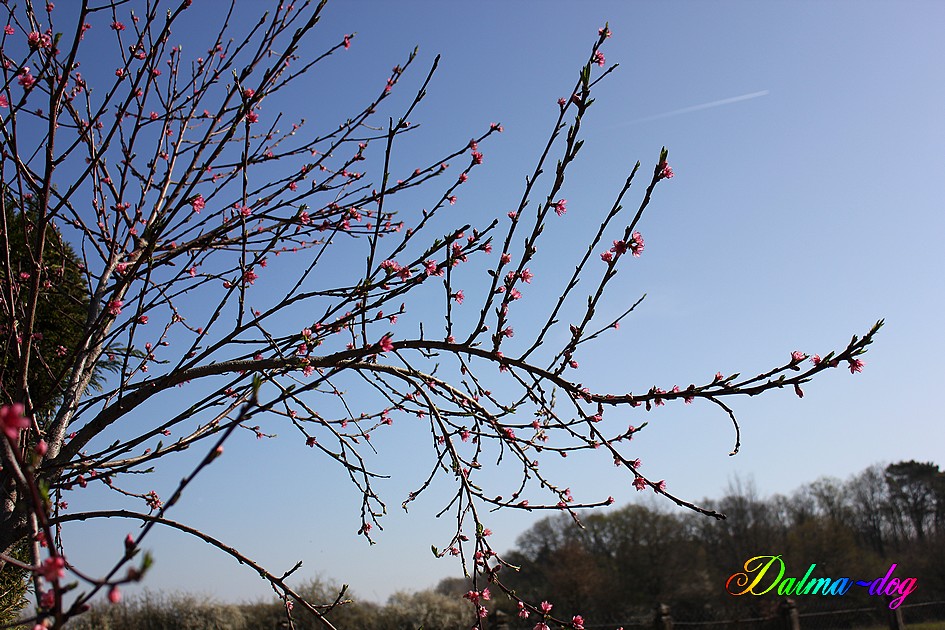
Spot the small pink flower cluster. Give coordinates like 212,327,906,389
1,404,30,440
602,232,644,262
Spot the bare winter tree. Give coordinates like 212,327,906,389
0,1,880,628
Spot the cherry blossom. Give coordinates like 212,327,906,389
1,404,30,440
191,194,205,213
37,556,65,582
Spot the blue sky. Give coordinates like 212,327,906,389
60,1,945,605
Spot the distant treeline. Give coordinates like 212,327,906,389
495,460,945,625
60,460,945,629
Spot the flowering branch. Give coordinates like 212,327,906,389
0,5,880,628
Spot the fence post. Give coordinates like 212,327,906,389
886,598,905,630
778,598,800,630
654,602,673,630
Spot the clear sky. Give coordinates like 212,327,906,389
61,0,945,605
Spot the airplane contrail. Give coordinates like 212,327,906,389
620,90,770,125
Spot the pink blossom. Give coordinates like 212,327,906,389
453,290,464,304
500,253,512,264
107,300,123,316
246,110,259,124
540,601,553,614
471,151,483,164
629,231,645,257
848,358,865,374
554,199,567,216
573,615,586,629
535,624,550,630
1,404,30,440
0,94,7,108
593,50,605,66
599,26,611,38
601,250,613,262
4,25,14,35
18,70,35,89
791,350,806,363
145,491,162,510
191,194,205,213
378,334,394,353
111,21,125,31
518,601,530,619
520,268,534,283
633,476,647,491
243,88,255,99
38,556,65,582
661,162,674,179
108,586,121,603
243,269,258,285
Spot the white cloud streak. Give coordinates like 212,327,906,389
620,90,770,125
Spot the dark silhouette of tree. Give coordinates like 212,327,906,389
885,460,943,542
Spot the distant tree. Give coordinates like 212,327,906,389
0,189,92,418
504,505,697,620
0,1,880,628
885,461,943,542
68,590,250,630
847,465,891,556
